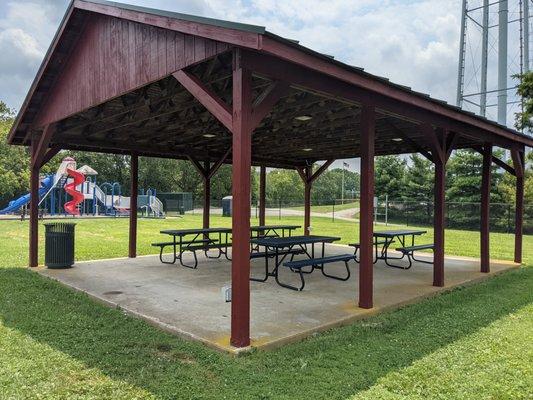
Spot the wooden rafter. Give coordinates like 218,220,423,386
173,70,233,132
421,123,445,164
251,81,289,130
445,131,460,162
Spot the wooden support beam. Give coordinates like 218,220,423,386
173,70,233,132
492,155,515,175
203,162,211,230
309,159,335,183
480,143,492,272
259,165,266,226
433,152,445,287
32,125,55,168
422,123,447,286
40,145,62,167
423,123,445,164
207,147,232,180
511,149,525,263
251,81,289,130
187,155,208,177
296,159,334,235
386,120,433,162
230,50,252,348
359,105,375,308
29,136,39,268
129,154,138,258
445,131,460,162
304,167,312,236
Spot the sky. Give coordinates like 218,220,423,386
0,0,469,170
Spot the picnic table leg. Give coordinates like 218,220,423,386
275,245,305,291
250,250,270,282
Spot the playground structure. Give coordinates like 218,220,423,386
0,157,164,218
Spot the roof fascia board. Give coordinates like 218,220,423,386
259,35,533,148
74,0,262,49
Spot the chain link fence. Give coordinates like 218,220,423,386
186,196,531,234
379,200,533,234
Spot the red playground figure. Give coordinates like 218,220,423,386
64,168,85,215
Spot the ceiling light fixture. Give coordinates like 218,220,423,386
392,137,403,142
203,134,216,138
295,115,312,121
302,148,313,152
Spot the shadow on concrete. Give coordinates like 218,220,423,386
0,266,531,399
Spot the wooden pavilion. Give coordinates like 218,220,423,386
8,0,533,348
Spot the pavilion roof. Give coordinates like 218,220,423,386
8,0,532,168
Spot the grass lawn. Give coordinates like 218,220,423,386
287,201,359,213
0,214,531,399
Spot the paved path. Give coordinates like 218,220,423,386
192,207,359,221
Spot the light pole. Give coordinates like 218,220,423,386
342,161,349,204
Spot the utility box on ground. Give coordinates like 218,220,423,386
222,196,232,217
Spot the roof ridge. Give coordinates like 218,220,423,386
80,0,266,34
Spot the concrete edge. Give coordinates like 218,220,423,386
30,263,520,355
252,264,520,351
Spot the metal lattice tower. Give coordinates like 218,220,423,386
457,0,531,134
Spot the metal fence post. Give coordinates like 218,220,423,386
385,194,388,226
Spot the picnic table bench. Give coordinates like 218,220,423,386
156,228,232,268
250,235,352,291
349,229,433,269
395,243,435,269
283,254,353,291
154,225,302,268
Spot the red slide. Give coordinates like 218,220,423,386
64,168,85,215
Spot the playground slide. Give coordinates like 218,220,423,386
0,175,54,214
63,168,85,215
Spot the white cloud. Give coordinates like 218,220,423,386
0,0,463,112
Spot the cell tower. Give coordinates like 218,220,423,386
457,0,531,134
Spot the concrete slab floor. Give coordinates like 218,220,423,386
35,245,518,354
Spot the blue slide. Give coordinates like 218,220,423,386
0,175,54,214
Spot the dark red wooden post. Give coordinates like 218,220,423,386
231,50,252,348
259,165,266,226
29,136,40,268
433,154,445,287
480,143,492,272
203,161,211,230
129,154,138,258
359,105,375,309
513,151,525,263
304,167,312,236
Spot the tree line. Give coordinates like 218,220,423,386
1,77,532,211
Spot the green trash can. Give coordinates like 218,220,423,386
44,223,76,269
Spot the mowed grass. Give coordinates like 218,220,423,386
0,213,530,266
0,214,532,399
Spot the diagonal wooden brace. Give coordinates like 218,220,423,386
173,70,233,132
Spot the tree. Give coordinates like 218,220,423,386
374,155,406,200
498,151,533,205
446,149,504,204
0,102,32,208
313,168,360,204
514,71,533,132
403,154,433,201
265,169,303,206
